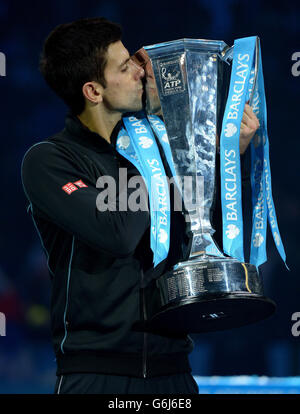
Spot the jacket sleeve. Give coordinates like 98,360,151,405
21,142,150,257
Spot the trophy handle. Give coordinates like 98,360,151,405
221,37,260,107
221,44,234,64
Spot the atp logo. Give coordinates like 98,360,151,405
139,136,153,149
117,135,130,150
225,123,237,138
225,224,240,240
158,228,168,244
159,58,185,96
253,233,264,248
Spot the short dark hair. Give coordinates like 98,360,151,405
39,17,122,115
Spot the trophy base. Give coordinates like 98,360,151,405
147,293,275,334
144,257,276,334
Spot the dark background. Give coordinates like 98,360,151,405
0,0,299,393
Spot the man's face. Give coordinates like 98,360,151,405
132,48,161,115
101,41,145,113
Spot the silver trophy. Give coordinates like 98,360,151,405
133,39,275,334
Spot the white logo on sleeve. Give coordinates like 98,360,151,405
225,224,240,239
139,136,153,149
225,123,238,138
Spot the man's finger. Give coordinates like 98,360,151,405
242,110,252,124
241,112,258,130
244,103,257,120
243,104,260,128
244,103,254,115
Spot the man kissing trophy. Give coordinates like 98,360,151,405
129,36,287,334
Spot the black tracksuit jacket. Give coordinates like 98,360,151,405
21,112,196,378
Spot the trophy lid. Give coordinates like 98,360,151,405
144,38,229,58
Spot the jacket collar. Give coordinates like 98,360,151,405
63,112,122,152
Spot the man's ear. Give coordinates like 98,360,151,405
82,81,103,104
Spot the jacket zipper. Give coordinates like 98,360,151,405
141,270,147,378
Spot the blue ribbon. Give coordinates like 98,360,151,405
220,37,256,262
220,36,288,268
116,114,171,267
249,46,288,267
147,115,177,179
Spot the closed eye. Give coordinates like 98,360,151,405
120,56,131,73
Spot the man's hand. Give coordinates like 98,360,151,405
216,103,260,154
239,103,260,154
